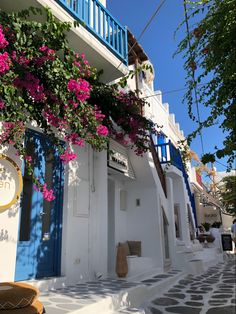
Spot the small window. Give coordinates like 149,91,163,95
120,190,127,211
19,140,35,242
41,150,54,241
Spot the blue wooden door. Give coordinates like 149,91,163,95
157,133,167,160
15,130,64,281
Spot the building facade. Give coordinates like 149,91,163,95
0,0,201,290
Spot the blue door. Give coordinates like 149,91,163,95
15,130,64,281
157,132,167,161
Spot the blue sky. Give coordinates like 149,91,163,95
108,0,228,172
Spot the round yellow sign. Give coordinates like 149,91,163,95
0,154,23,212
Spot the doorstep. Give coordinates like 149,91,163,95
24,276,67,291
38,270,184,314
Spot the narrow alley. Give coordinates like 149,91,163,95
143,256,236,314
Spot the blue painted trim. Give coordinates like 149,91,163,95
155,140,198,227
15,129,64,280
55,0,128,65
54,143,65,277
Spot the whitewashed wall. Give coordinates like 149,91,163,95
62,146,108,284
108,147,171,271
0,144,22,282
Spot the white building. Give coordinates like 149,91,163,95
0,0,129,287
125,37,198,271
189,167,222,228
0,1,203,291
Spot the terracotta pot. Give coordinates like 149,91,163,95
206,235,215,243
197,235,205,243
116,243,128,278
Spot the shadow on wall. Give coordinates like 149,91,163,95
15,131,63,281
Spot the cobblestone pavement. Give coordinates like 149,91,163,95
146,257,236,314
40,279,140,314
40,269,182,313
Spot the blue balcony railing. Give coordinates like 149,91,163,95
56,0,128,65
155,140,197,227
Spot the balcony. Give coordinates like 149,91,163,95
0,0,128,82
56,0,128,65
155,140,197,225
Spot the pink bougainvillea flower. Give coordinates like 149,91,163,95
96,125,109,136
0,100,5,109
60,147,77,164
25,155,32,162
14,73,45,102
0,26,9,49
0,52,11,73
34,45,55,66
94,105,105,121
67,78,90,102
42,183,55,201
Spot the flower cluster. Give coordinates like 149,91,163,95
96,125,109,136
33,45,55,66
42,183,55,202
0,52,11,74
0,26,8,49
0,7,157,202
14,73,46,102
0,122,25,145
60,147,77,164
67,78,90,103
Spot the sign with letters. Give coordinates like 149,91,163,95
0,154,23,212
221,234,233,251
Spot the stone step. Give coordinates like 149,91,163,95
109,307,145,314
40,269,184,314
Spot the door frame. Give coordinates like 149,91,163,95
161,207,171,267
15,129,64,280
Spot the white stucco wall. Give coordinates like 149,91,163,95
0,145,22,282
171,172,191,247
62,147,108,284
126,184,163,267
108,148,171,271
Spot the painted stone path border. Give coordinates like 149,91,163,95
147,256,236,314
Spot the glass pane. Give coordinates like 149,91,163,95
19,140,35,241
41,149,54,241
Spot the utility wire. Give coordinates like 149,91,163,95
141,82,208,99
215,160,228,169
115,0,167,72
183,1,205,156
128,0,166,57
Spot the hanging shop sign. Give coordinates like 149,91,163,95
0,154,23,212
108,140,135,179
109,150,128,172
204,213,218,218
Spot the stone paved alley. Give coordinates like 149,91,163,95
144,256,236,314
39,256,235,314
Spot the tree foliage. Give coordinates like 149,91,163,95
219,175,236,215
176,0,236,168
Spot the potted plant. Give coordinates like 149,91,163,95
202,222,211,233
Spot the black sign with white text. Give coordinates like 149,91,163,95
221,234,233,251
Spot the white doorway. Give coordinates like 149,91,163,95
162,208,171,268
